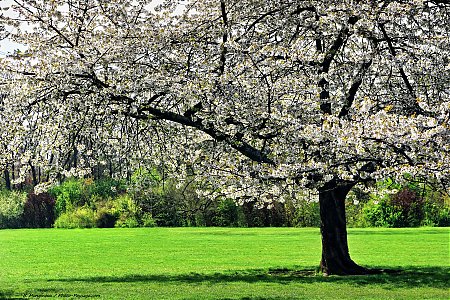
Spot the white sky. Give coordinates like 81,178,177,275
0,0,26,55
0,0,167,56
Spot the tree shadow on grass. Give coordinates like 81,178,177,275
0,291,27,300
0,288,68,300
49,266,449,289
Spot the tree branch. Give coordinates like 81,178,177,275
319,16,359,114
110,94,275,165
378,23,416,98
218,1,228,75
338,59,373,118
321,16,358,73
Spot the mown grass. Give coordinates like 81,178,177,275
0,227,448,299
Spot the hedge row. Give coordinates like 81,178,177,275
0,175,448,229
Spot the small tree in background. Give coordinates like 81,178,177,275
22,192,55,228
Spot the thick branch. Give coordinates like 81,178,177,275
110,94,275,165
338,59,373,118
219,1,228,75
378,23,415,98
71,72,109,88
321,16,358,73
319,16,359,114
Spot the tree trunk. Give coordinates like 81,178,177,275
318,180,369,275
4,168,11,190
29,161,38,186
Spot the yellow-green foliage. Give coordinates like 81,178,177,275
54,207,96,229
0,190,27,229
112,195,142,228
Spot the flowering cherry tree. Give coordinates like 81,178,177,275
1,0,449,275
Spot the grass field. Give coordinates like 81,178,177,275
0,227,448,299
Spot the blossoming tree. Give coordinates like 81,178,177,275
1,0,449,275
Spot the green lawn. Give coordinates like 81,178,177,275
0,227,448,299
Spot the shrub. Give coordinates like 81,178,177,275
141,212,157,227
112,194,140,215
50,179,87,217
390,188,423,227
54,207,96,228
88,178,125,199
293,200,321,227
360,197,397,227
112,194,142,228
345,187,371,227
213,198,239,227
421,193,450,227
95,208,118,228
237,201,291,227
435,208,450,227
22,192,56,228
240,201,265,227
360,187,430,228
267,202,290,227
0,190,27,229
115,216,140,228
108,194,157,228
132,183,185,227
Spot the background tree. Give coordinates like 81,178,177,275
0,0,449,275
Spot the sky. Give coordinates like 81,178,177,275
0,0,167,56
0,0,26,56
